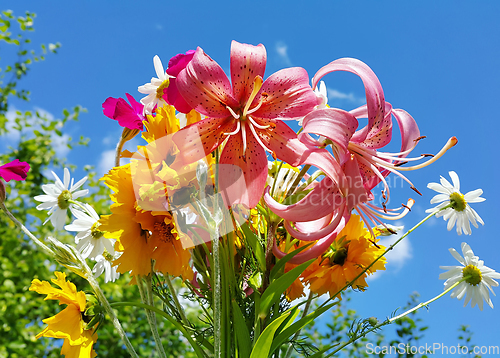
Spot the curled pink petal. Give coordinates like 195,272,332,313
312,58,385,144
102,93,145,130
273,210,351,264
300,108,358,164
0,159,30,182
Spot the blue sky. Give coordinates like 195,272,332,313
4,1,500,354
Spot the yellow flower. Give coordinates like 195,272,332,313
29,272,97,358
302,215,386,299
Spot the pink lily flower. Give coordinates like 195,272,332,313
0,159,30,182
172,41,327,208
103,93,146,130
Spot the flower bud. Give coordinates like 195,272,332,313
0,179,5,203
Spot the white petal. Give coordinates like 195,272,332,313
72,189,89,199
71,176,88,191
427,182,450,194
464,189,485,203
63,168,71,189
448,171,460,191
153,55,165,80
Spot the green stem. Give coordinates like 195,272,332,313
165,273,190,326
142,275,168,358
319,207,447,311
212,224,222,358
326,279,465,357
111,302,207,358
0,203,54,256
78,254,139,358
286,164,310,199
284,290,315,358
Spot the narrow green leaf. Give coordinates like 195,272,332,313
250,312,290,358
270,243,312,282
231,300,251,358
240,223,266,271
260,259,314,316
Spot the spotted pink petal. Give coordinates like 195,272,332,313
312,58,385,143
0,159,30,182
350,102,393,149
341,156,371,209
230,41,267,105
300,108,358,164
219,127,268,209
176,47,238,117
172,117,236,166
255,67,320,120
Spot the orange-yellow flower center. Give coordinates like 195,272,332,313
154,221,175,243
156,79,170,99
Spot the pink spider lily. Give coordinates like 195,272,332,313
102,93,145,130
0,159,30,182
172,40,334,208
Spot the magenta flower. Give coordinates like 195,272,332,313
165,50,195,114
0,159,30,182
173,41,323,208
102,93,145,130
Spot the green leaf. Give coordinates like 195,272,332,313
240,223,266,271
270,243,312,282
259,259,314,316
250,312,290,358
231,300,251,358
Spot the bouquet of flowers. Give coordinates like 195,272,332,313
1,39,498,358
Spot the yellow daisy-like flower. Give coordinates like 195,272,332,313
100,106,203,281
302,215,386,299
29,272,97,358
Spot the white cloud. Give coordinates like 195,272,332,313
378,230,412,270
275,41,292,66
327,89,365,105
97,149,116,177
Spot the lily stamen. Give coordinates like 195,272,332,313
242,76,264,118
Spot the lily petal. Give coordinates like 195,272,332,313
176,47,239,117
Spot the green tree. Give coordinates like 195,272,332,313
0,10,195,357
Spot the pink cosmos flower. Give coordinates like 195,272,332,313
173,41,337,208
0,159,30,182
103,93,145,130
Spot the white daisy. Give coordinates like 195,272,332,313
440,242,500,310
34,168,88,230
93,252,120,283
64,203,115,259
138,55,174,114
425,171,485,235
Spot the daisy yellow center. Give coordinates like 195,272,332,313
57,190,72,210
154,222,175,243
156,79,170,99
449,192,466,212
103,250,113,261
462,264,482,286
91,222,104,240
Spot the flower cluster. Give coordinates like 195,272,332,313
8,40,495,358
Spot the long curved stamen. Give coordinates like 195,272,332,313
364,199,414,221
248,115,270,129
359,137,457,172
241,122,248,154
227,106,240,119
223,119,240,136
242,76,263,118
355,155,391,205
247,121,273,153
